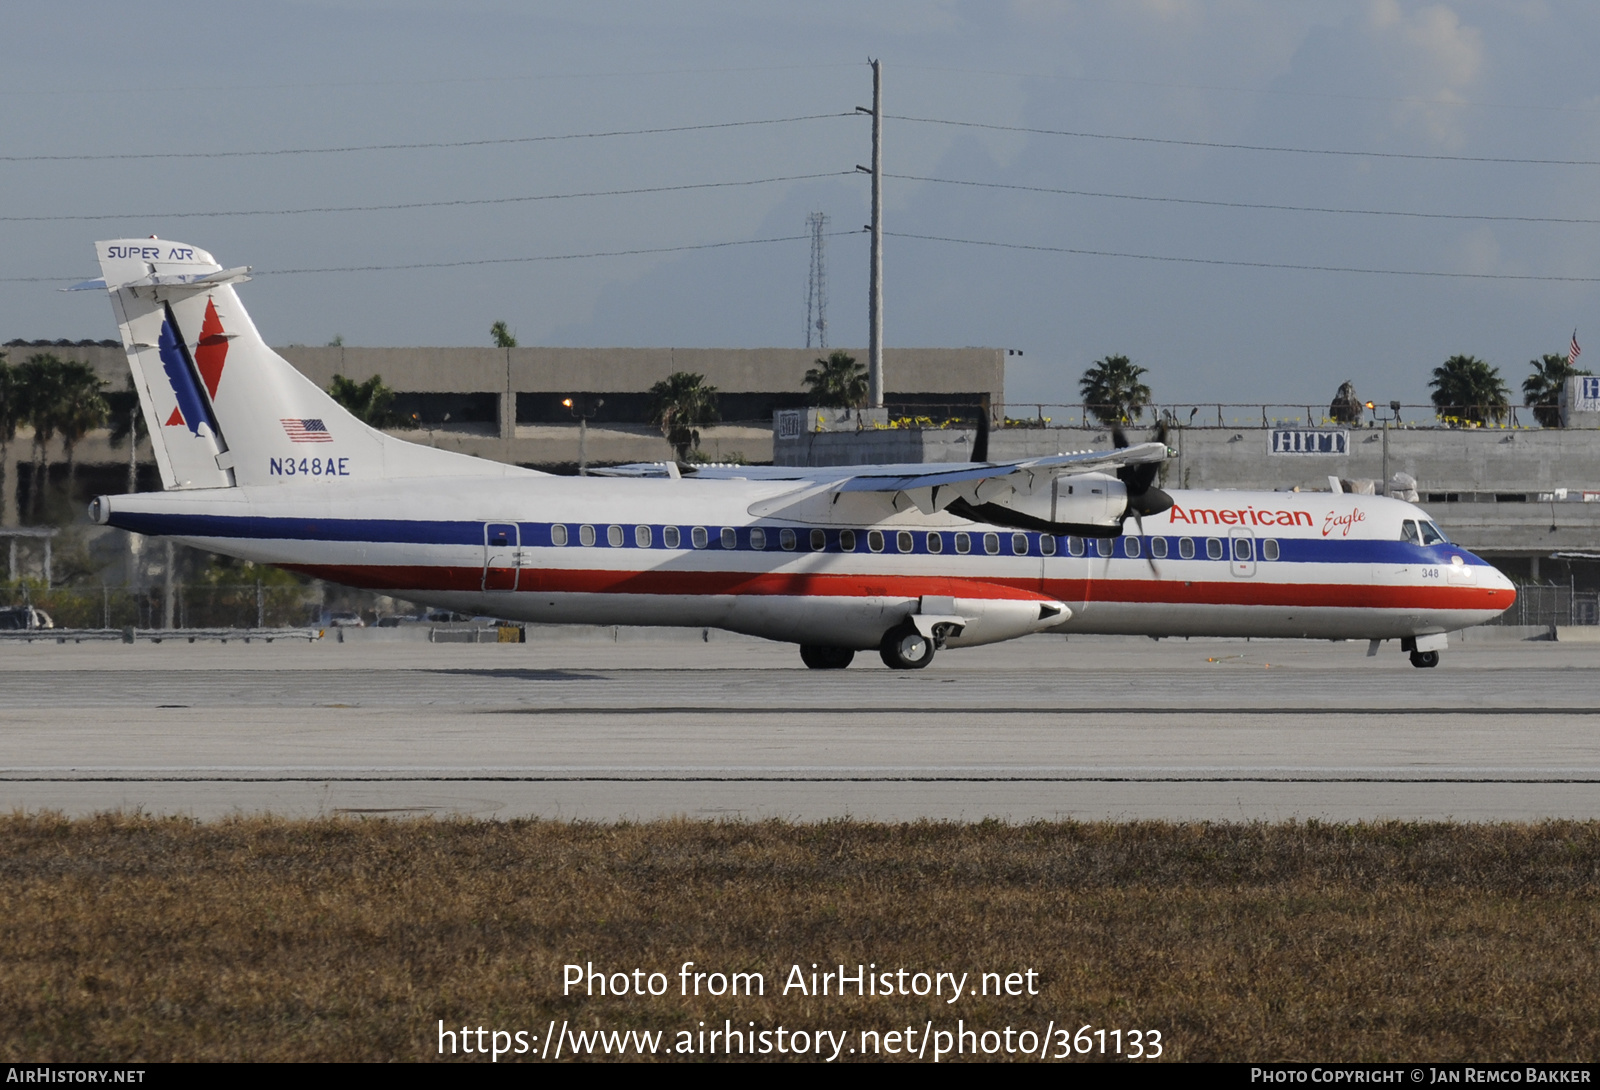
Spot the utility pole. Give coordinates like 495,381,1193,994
858,59,884,409
563,396,603,475
162,539,175,629
805,212,829,350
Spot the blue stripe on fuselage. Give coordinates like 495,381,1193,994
107,509,1494,567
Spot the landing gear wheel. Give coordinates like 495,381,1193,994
878,622,935,670
800,645,855,670
1409,650,1440,668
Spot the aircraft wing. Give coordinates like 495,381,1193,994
731,442,1167,519
598,443,1165,494
828,443,1165,493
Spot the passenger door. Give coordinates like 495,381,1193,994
1229,528,1257,578
482,522,521,591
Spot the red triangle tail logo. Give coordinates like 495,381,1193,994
194,297,228,400
165,407,185,427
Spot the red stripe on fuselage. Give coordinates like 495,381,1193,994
284,563,1511,613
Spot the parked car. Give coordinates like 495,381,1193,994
0,606,54,630
324,611,366,628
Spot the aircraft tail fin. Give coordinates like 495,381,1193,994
92,238,530,490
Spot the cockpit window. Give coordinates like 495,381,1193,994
1419,521,1446,545
1401,520,1420,544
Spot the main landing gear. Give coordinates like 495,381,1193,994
800,645,855,670
878,621,935,670
1409,650,1440,668
798,621,945,670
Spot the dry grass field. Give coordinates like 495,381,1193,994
1,815,1598,1062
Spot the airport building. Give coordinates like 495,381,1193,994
0,341,1001,511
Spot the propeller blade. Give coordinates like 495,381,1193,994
971,406,990,463
1127,485,1174,517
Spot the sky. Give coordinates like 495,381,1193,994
4,0,1600,413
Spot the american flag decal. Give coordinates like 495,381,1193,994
281,418,333,443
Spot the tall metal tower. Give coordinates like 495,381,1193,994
805,211,828,350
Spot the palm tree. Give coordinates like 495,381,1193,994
802,350,867,408
1523,353,1590,428
1329,380,1363,425
648,372,720,461
328,373,414,429
490,321,517,348
1079,355,1152,425
53,361,109,500
15,354,67,520
1430,355,1510,426
108,373,149,493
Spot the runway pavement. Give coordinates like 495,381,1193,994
1,631,1596,822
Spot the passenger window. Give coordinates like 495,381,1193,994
1419,521,1446,545
551,524,569,546
1125,537,1140,559
927,532,944,554
897,531,914,553
1095,538,1112,558
663,526,680,549
1179,537,1194,560
691,526,708,549
749,528,766,550
811,529,827,551
1040,535,1056,556
1151,537,1167,559
635,525,652,548
1262,539,1279,561
955,532,971,555
1401,520,1420,544
579,524,596,547
607,525,623,547
984,533,1000,555
1068,537,1084,557
780,528,797,551
1235,538,1253,561
1010,533,1027,555
839,529,857,551
868,530,885,553
720,527,737,549
1206,538,1223,560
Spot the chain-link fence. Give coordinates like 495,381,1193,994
2,583,325,630
1483,583,1599,628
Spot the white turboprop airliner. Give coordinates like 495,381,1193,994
75,239,1513,669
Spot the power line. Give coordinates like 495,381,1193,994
893,64,1600,116
5,231,861,283
0,63,862,97
890,114,1600,167
1,171,855,223
887,230,1600,282
0,113,855,163
888,173,1600,225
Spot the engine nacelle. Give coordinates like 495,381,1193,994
948,472,1128,536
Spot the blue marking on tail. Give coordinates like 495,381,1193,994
158,317,208,437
